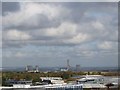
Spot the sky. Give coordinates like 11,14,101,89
1,2,118,68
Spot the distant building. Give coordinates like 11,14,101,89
67,59,71,71
25,65,31,71
60,68,68,72
5,80,32,86
25,65,33,72
25,66,28,71
34,65,39,73
40,77,65,84
76,64,80,72
25,65,39,73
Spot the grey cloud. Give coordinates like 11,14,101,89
0,2,2,16
2,2,118,67
2,44,118,67
3,2,117,30
5,14,61,30
2,2,112,30
2,2,20,16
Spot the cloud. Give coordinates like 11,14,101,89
2,2,118,67
98,41,118,50
3,2,69,30
3,29,31,40
42,22,77,37
2,2,118,47
91,21,104,30
65,33,90,44
2,2,20,16
1,0,119,2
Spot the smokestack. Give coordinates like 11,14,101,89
25,65,29,71
35,65,39,72
67,59,70,71
76,64,80,72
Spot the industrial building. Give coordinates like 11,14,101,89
25,65,39,73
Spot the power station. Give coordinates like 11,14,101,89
67,59,71,71
26,65,39,73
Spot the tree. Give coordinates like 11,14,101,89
32,75,40,83
61,72,71,79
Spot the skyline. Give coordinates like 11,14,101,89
2,2,118,67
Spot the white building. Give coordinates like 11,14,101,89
77,75,104,84
40,77,65,84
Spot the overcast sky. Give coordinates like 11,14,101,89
2,2,118,67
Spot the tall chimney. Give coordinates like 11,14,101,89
67,59,70,71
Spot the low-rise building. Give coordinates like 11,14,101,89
5,80,32,86
40,77,65,84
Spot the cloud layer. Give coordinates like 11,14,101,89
2,2,118,67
